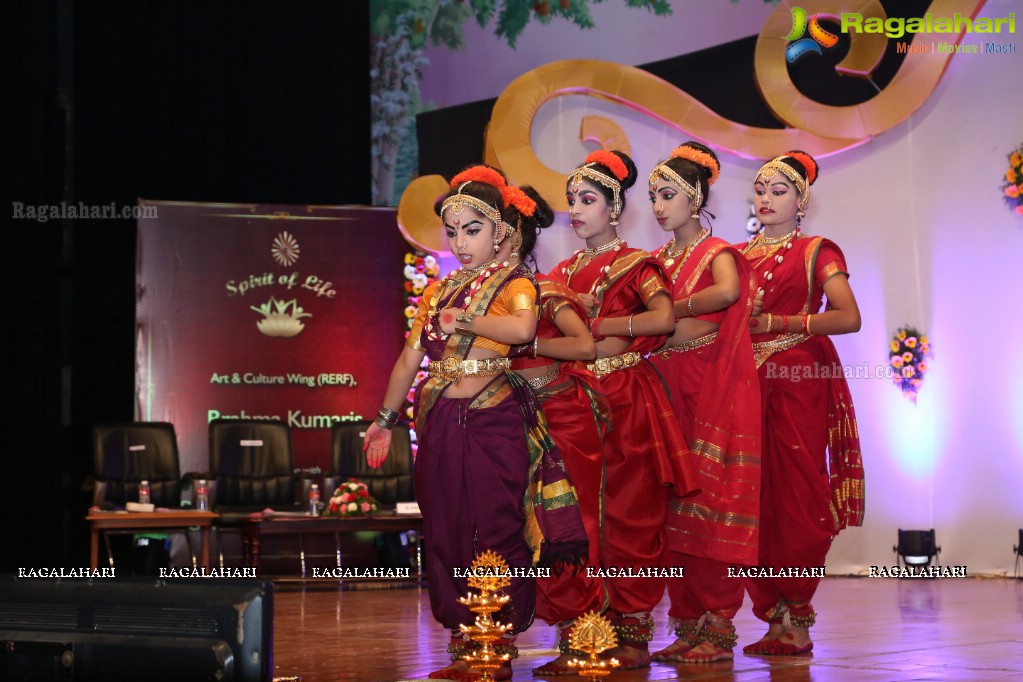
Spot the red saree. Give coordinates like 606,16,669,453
514,277,612,625
738,234,865,621
549,246,696,614
647,237,761,621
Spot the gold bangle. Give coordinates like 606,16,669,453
628,315,634,337
806,314,813,336
455,311,476,334
766,313,773,333
687,296,697,318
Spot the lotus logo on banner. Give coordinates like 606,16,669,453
784,6,840,63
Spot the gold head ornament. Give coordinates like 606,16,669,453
756,157,809,209
570,163,623,221
442,182,505,232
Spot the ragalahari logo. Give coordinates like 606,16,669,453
784,6,840,63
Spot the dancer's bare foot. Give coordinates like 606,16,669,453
650,637,695,662
532,653,577,676
742,622,785,654
679,640,734,663
428,660,513,681
602,642,650,669
743,623,812,656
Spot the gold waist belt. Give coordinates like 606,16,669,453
428,356,510,381
587,351,642,379
751,333,810,368
525,363,561,390
657,333,718,359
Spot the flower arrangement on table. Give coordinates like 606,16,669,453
889,325,932,403
1002,143,1023,216
325,478,380,517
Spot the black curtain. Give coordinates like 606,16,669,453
4,0,371,570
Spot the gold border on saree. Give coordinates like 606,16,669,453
752,333,809,368
428,356,510,381
657,333,717,359
587,351,642,379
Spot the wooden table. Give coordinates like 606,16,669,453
86,510,219,570
244,512,424,579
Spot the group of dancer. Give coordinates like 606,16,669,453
363,143,865,681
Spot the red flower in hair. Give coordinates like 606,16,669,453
500,185,537,216
584,150,628,181
450,166,507,189
784,151,818,185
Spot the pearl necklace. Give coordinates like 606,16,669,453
741,228,800,285
584,236,623,257
425,260,506,341
561,240,627,309
451,258,499,282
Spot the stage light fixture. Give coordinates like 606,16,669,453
893,528,941,570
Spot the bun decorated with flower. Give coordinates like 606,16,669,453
650,141,721,212
325,477,381,517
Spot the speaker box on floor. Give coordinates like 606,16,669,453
0,576,273,681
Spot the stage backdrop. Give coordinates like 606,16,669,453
136,202,406,474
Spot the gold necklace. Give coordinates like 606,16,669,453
584,236,623,257
756,229,797,245
451,258,499,283
662,228,710,267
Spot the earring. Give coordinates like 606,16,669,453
797,208,805,227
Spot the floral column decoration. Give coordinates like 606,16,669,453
889,325,932,404
403,251,440,458
1002,143,1023,216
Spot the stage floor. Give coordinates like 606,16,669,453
271,576,1023,682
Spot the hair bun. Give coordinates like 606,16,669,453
671,143,721,185
584,150,629,182
784,151,818,185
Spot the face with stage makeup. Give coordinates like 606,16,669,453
566,178,616,243
754,172,800,231
442,205,502,270
649,178,694,234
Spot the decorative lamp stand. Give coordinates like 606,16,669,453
566,611,621,678
457,550,513,681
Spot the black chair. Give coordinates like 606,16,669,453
323,420,418,573
893,528,941,570
207,419,306,567
89,422,189,570
324,420,414,505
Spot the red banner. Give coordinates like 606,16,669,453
136,201,407,473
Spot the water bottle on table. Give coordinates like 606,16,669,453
138,480,151,505
195,479,209,510
309,484,321,516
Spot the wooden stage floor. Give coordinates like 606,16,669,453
270,576,1023,682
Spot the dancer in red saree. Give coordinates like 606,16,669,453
548,149,699,670
739,151,864,656
498,206,612,676
364,166,586,682
644,142,761,664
